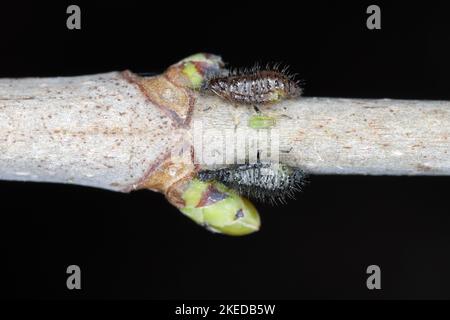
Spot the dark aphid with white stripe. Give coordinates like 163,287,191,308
197,162,307,204
202,64,302,105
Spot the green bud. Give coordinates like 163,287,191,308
180,179,261,236
179,53,224,90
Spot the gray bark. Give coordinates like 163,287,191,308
1,72,449,193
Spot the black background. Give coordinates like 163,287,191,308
1,0,450,300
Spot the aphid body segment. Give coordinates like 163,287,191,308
202,66,302,105
198,162,307,204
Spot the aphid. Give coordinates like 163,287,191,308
201,64,302,105
197,162,307,204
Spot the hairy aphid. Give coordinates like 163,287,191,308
197,162,307,204
202,64,302,105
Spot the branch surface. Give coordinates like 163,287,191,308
1,54,449,235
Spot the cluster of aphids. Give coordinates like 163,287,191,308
201,63,303,105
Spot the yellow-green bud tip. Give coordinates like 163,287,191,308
182,62,204,89
178,53,224,90
180,179,261,236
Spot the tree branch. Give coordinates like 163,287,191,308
194,95,450,176
2,54,449,234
